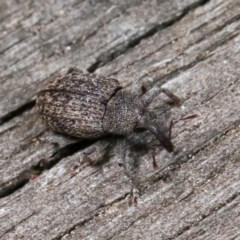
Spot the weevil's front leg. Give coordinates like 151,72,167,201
141,86,181,107
161,88,181,106
130,78,145,95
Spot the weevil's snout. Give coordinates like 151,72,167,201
147,123,174,152
161,138,174,152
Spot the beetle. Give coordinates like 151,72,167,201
36,68,180,193
36,68,179,150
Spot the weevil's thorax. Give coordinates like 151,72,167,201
103,89,145,136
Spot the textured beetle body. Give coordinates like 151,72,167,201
36,68,121,138
36,68,181,196
36,68,180,152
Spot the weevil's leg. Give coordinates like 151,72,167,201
161,88,181,106
145,142,167,169
141,86,181,107
39,132,77,147
82,139,114,166
130,78,145,95
115,138,142,201
168,118,174,140
67,67,83,75
113,137,127,166
128,186,140,206
150,148,159,169
123,147,141,187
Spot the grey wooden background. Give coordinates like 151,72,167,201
0,0,240,239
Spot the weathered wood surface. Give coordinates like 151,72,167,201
0,0,240,239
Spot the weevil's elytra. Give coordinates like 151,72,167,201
36,68,180,153
36,68,121,138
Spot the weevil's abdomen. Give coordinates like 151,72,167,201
36,68,120,138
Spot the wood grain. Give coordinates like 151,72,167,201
0,0,240,239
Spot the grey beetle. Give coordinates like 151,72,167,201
36,68,180,153
36,68,181,197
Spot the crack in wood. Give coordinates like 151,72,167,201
0,139,98,198
169,192,240,240
87,0,210,73
0,211,37,237
0,100,35,126
53,193,129,240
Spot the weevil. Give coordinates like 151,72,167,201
36,68,180,193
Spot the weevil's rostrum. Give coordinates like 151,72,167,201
36,68,180,152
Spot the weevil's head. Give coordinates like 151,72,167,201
103,89,173,152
